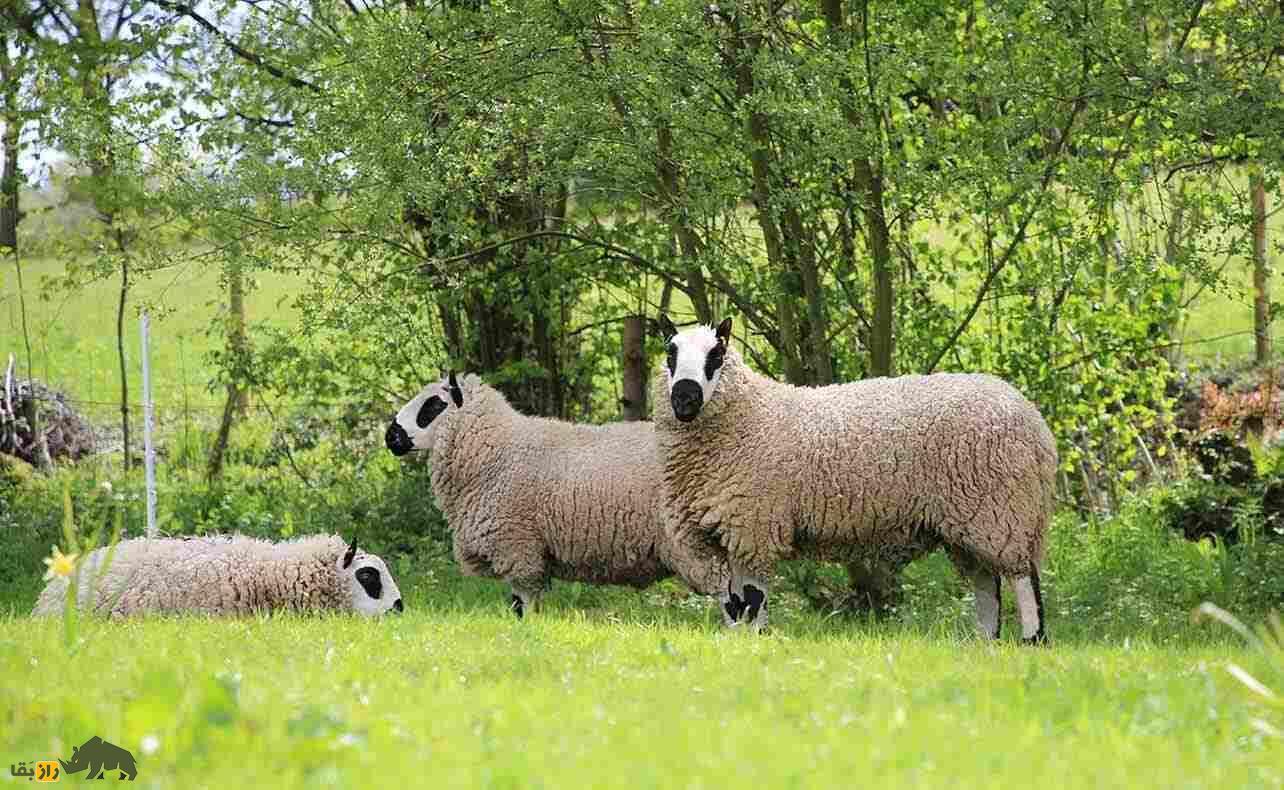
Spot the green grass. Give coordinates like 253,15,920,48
1,603,1280,788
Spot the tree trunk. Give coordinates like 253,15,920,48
1159,179,1188,364
0,39,48,470
621,315,646,421
207,389,236,482
1251,169,1272,365
656,123,712,324
786,212,834,384
725,12,806,382
0,79,16,251
207,259,250,480
822,0,894,378
116,250,131,470
227,258,249,415
855,159,895,378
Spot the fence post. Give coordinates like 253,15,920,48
141,312,157,538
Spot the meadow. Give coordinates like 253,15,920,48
1,608,1281,789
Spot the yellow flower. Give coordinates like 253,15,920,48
42,546,78,581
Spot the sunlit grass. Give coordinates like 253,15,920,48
0,251,300,422
0,603,1280,788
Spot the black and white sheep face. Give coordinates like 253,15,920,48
385,372,465,456
339,540,404,616
661,316,732,423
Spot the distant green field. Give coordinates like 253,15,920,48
1,252,300,422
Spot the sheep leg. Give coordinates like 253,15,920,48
947,548,1001,640
719,587,742,626
508,584,542,620
843,557,904,617
729,571,769,633
967,570,1002,640
1011,569,1048,645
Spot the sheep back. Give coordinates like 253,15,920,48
31,534,351,617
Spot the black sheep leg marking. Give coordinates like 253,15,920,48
730,572,769,633
721,582,745,626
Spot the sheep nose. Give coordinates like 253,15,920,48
392,598,404,614
671,379,704,422
385,422,413,456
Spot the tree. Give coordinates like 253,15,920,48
1251,169,1272,364
5,0,180,470
106,0,1284,507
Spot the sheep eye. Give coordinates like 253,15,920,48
666,343,678,373
416,396,447,428
704,345,724,380
355,567,383,599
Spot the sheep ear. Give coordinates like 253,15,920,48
342,538,357,569
657,313,678,341
447,370,464,408
715,317,733,346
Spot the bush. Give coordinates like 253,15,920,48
1050,487,1284,637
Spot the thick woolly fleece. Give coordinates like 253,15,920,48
32,535,391,617
429,375,729,599
653,347,1057,589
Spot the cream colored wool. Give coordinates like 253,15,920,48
32,535,401,618
653,342,1058,637
425,375,730,603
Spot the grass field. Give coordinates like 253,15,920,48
1,603,1281,788
1,251,300,422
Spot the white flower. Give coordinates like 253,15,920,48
140,735,159,756
100,481,114,495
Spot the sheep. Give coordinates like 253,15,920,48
384,372,733,620
32,535,404,618
652,316,1058,643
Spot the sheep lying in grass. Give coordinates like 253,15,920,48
385,372,732,620
652,316,1058,643
32,535,404,618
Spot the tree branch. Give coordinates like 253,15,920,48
150,0,323,93
923,99,1085,373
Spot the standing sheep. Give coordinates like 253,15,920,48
652,316,1058,643
384,372,732,620
32,535,404,618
